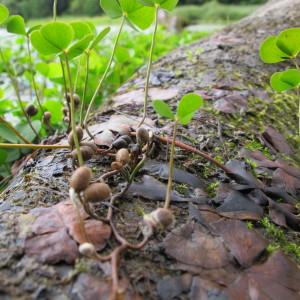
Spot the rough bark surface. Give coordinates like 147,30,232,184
1,1,300,299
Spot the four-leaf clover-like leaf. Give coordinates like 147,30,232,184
153,93,204,125
260,28,300,64
270,69,300,92
139,0,179,11
100,0,155,30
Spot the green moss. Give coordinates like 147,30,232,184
260,217,300,263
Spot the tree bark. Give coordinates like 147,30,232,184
0,1,300,299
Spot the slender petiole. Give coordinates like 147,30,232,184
0,48,40,140
138,4,159,128
80,52,90,126
64,53,84,166
0,116,32,144
60,58,72,131
53,0,58,21
164,120,178,209
26,36,44,114
83,15,126,130
0,143,69,149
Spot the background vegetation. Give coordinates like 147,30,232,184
2,0,267,19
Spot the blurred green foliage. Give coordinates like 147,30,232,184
2,0,267,19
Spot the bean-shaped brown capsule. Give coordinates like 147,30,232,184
71,146,94,161
150,208,174,228
111,161,123,171
66,92,80,106
43,112,52,124
62,107,69,116
136,127,149,146
26,104,38,117
80,142,98,152
68,126,84,147
84,182,111,203
116,148,130,165
70,166,92,192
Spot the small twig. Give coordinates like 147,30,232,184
156,134,230,174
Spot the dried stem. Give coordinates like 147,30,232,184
155,134,230,174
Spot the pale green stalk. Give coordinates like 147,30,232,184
83,15,126,129
164,121,178,209
64,53,84,166
138,4,159,127
0,48,40,139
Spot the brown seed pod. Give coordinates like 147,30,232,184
136,127,149,146
80,142,98,152
150,208,174,228
62,107,69,116
43,112,52,124
79,243,95,257
26,104,38,117
64,116,70,124
116,148,130,165
111,161,123,171
71,146,94,161
118,124,131,136
84,182,111,203
66,92,80,107
70,166,92,192
68,126,84,147
142,208,174,235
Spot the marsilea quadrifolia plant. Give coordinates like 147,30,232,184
260,28,300,134
0,1,217,299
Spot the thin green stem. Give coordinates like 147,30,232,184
26,36,44,114
60,58,72,131
80,53,90,126
64,53,84,166
53,0,58,21
0,48,40,140
83,15,125,128
293,59,300,135
74,56,82,93
0,143,69,149
0,116,32,144
164,121,178,209
138,4,159,128
129,154,146,183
